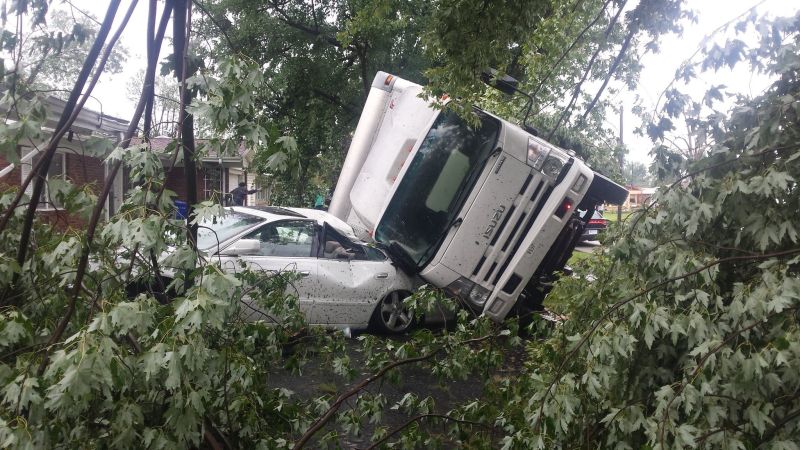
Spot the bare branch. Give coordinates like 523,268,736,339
364,413,499,450
293,334,495,449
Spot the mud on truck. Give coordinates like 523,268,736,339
328,71,628,322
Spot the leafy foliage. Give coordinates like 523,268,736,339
1,2,798,449
1,6,128,94
371,9,800,449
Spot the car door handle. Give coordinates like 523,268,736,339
375,273,388,279
299,271,311,277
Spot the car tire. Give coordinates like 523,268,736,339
369,291,415,334
126,276,174,304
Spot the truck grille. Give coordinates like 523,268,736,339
471,171,551,290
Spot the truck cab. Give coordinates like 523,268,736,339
329,72,627,321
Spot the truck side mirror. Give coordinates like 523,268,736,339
480,68,520,96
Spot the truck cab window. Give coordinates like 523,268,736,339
374,110,500,268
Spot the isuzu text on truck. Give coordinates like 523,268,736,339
329,71,627,322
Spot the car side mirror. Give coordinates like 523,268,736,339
220,239,261,256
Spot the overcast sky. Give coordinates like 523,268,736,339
79,0,800,165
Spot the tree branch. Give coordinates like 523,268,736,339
265,0,346,49
546,0,626,140
532,246,800,433
293,334,494,449
191,0,237,52
34,0,144,376
581,26,635,121
530,0,613,101
174,0,200,292
364,413,499,450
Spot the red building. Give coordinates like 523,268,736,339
0,96,261,228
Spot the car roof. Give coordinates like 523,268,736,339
226,206,358,240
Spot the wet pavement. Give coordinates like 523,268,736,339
268,332,527,448
575,240,602,254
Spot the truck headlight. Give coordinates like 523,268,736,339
541,154,564,178
445,277,491,308
468,283,491,307
527,137,548,169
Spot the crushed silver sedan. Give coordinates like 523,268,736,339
194,206,436,333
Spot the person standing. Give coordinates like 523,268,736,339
231,182,258,206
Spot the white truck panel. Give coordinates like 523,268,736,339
328,73,394,220
483,161,594,320
348,84,438,232
329,72,439,237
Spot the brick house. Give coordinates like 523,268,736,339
0,96,129,228
0,96,263,228
622,186,657,210
131,136,269,207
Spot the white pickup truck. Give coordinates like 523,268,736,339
329,72,627,321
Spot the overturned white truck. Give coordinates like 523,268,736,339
329,72,627,322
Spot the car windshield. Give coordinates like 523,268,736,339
374,109,501,270
196,210,265,251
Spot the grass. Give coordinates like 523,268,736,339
602,209,632,222
567,248,593,266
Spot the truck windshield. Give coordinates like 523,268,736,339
374,109,500,270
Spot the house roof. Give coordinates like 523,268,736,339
129,136,249,168
0,93,130,136
46,96,130,135
130,136,249,156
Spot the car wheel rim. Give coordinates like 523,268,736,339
380,291,411,332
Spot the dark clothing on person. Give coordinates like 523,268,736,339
231,186,258,205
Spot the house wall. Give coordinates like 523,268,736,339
65,151,106,192
228,168,272,206
0,147,106,229
0,154,22,191
164,167,205,204
164,164,230,205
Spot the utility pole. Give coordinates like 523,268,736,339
617,104,624,222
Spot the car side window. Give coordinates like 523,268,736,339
320,226,387,261
362,246,388,261
242,220,316,257
322,231,362,260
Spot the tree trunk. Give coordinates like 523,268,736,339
173,0,199,286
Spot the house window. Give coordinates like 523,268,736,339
21,150,67,209
255,182,269,203
203,165,223,201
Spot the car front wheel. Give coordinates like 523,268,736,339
370,291,414,334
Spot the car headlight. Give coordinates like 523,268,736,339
445,277,491,308
445,277,474,298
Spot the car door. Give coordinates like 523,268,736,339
218,219,319,323
313,223,395,326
